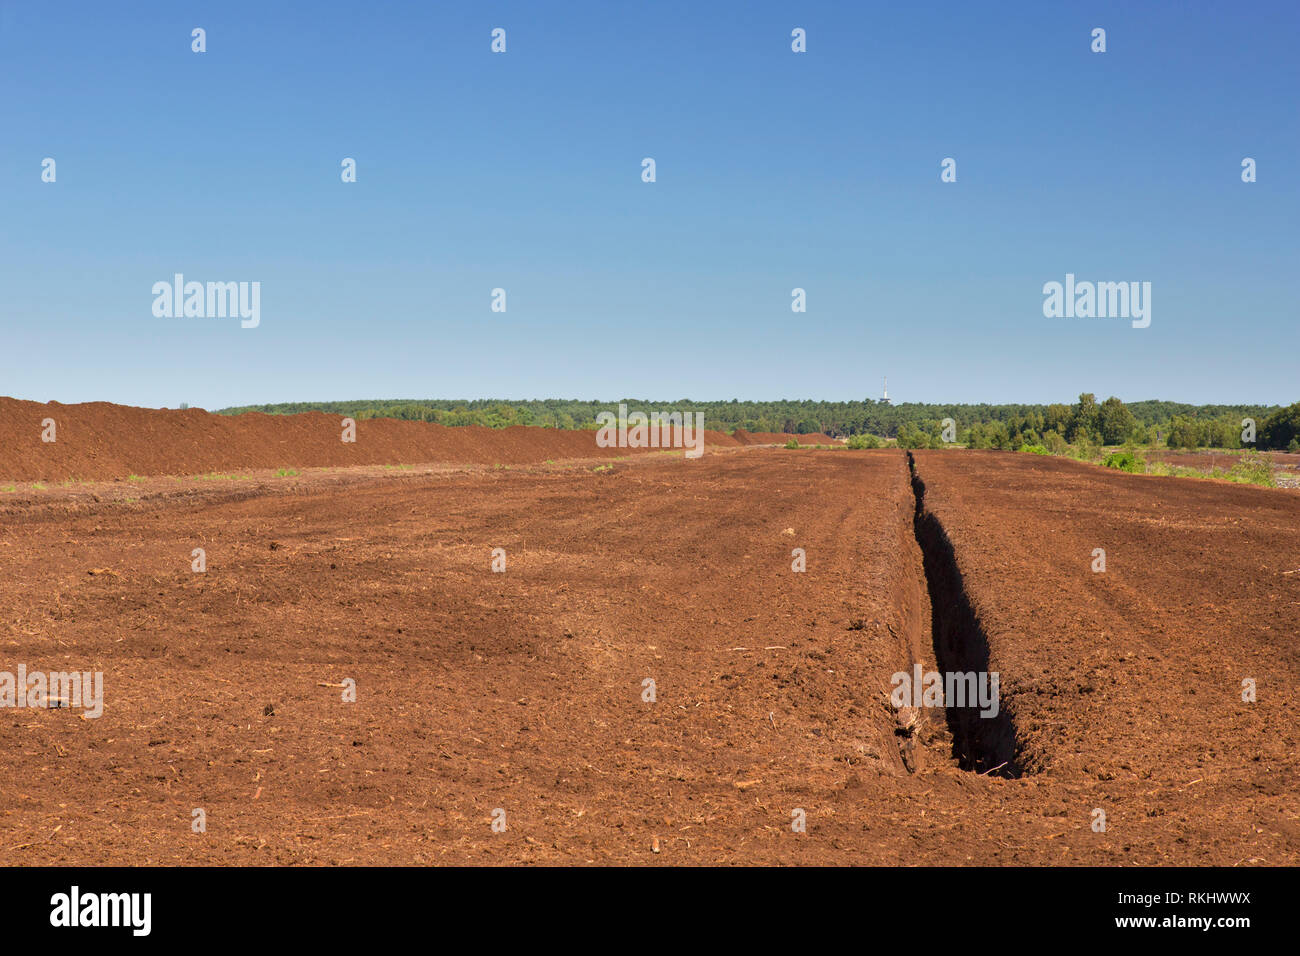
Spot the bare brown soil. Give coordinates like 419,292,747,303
910,450,1300,864
0,398,747,483
1,442,1296,865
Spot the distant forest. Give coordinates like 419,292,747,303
216,397,1300,451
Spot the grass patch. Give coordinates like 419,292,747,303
1225,451,1276,487
1110,450,1274,487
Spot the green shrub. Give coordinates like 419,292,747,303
846,433,882,449
1072,435,1101,462
1018,444,1049,455
1226,451,1275,487
1102,450,1144,473
784,438,800,449
895,423,939,450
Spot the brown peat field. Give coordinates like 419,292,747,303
1,401,1297,865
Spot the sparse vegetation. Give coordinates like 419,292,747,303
1102,450,1144,473
1226,452,1276,487
1145,454,1275,487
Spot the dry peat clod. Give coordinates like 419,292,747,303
894,705,921,736
899,740,919,774
894,705,922,774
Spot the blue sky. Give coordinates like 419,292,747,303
2,0,1296,408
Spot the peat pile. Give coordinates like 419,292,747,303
0,397,746,482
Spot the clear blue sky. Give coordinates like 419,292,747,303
2,0,1296,409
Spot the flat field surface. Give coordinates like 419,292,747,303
2,448,1296,864
911,450,1300,865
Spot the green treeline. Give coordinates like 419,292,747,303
215,397,1300,451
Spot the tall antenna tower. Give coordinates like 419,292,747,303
881,377,891,405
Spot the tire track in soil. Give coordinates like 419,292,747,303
907,452,1024,777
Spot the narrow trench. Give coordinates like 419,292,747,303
906,452,1024,778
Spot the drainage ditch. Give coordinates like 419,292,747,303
907,452,1024,778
